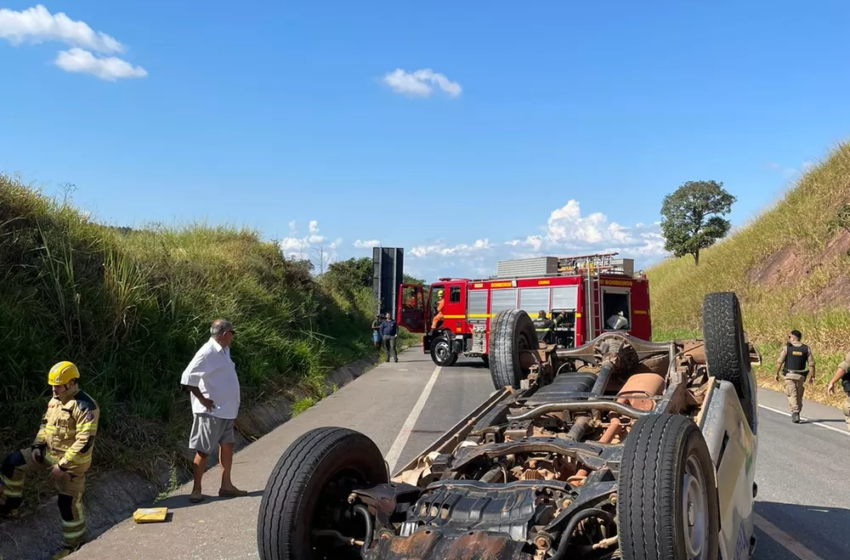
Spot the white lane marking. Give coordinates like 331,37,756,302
384,365,442,473
753,513,826,560
758,404,850,438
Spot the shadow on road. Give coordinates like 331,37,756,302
755,501,850,559
150,490,265,512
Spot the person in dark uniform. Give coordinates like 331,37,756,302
533,310,554,344
774,329,815,423
826,350,850,432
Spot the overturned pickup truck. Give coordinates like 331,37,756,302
257,292,761,560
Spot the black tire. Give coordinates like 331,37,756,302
430,335,458,367
488,309,539,390
481,355,489,368
702,292,757,432
618,414,720,560
257,427,388,560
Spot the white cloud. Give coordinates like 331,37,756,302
354,239,380,249
407,200,669,280
279,220,342,272
410,238,492,258
55,48,147,81
0,5,145,80
382,68,462,98
0,4,122,53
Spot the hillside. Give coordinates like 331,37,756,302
647,141,850,405
0,174,379,502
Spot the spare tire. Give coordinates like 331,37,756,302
702,292,757,432
618,413,720,560
257,427,388,560
488,309,539,390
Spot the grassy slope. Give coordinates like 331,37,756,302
647,141,850,407
0,175,386,500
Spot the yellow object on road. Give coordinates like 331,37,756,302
133,507,168,523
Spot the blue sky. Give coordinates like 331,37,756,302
2,1,850,281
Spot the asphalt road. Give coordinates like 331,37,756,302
68,349,850,560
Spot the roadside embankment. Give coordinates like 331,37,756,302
0,353,387,560
647,141,850,410
0,173,423,559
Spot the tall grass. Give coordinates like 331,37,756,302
647,141,850,406
0,174,377,481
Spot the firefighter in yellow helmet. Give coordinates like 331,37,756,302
430,288,446,332
0,361,100,559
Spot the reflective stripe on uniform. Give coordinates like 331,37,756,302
77,423,97,433
63,528,86,541
62,517,85,529
63,451,92,465
0,474,23,489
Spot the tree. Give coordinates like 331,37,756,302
660,180,736,266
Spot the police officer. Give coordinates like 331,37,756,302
774,330,815,423
533,310,554,344
0,361,99,559
826,350,850,432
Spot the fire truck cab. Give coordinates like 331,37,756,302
396,253,651,367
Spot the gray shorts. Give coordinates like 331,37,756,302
189,414,235,455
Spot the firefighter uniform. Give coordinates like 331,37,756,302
0,362,99,559
430,290,445,331
776,337,815,422
533,311,554,344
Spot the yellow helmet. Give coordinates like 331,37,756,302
48,361,80,386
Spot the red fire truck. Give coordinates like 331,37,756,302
396,253,651,367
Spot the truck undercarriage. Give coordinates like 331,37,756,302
257,292,760,560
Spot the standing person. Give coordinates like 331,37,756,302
533,310,553,344
826,350,850,431
380,312,399,363
181,319,248,503
0,361,99,560
371,314,383,348
429,289,445,335
774,329,815,423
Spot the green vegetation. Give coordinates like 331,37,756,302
648,141,850,406
0,174,380,486
291,396,317,416
660,180,736,266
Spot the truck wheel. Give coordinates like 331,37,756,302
488,309,539,390
430,335,458,366
618,414,719,560
481,355,489,368
257,427,388,560
702,292,757,432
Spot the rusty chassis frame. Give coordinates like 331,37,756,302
338,331,746,560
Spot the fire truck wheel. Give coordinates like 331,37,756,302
702,292,757,432
430,335,458,367
481,355,489,368
488,309,539,390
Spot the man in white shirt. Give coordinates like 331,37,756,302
181,319,247,503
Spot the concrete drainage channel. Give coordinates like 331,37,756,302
0,353,383,560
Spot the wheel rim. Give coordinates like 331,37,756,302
435,340,451,363
309,468,369,559
682,455,709,559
